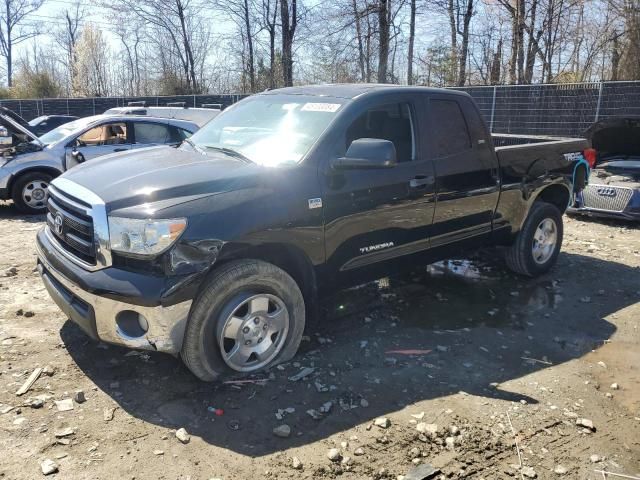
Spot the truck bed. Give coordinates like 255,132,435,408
492,133,589,179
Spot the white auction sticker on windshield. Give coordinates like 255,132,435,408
301,103,341,113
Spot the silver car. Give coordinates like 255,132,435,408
0,114,198,213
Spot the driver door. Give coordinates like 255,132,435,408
64,121,131,169
322,96,436,285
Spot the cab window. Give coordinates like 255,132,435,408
346,103,415,162
133,122,171,144
168,126,193,143
77,123,127,146
429,99,472,157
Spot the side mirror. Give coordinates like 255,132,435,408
331,138,397,170
71,149,86,163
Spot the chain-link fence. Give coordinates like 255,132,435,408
0,94,245,122
452,81,640,136
2,81,640,137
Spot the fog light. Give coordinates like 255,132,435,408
116,310,149,338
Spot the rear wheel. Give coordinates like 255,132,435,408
181,259,305,381
11,171,53,214
505,201,563,277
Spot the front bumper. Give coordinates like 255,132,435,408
0,166,11,199
36,227,193,354
567,184,640,221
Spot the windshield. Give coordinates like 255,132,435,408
38,117,97,144
187,96,344,166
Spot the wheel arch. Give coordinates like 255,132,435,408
8,166,61,197
214,242,319,321
532,183,571,213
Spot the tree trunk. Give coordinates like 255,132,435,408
177,0,198,92
457,0,473,86
611,33,620,81
243,0,255,91
490,38,502,84
377,0,389,83
6,38,11,88
407,0,415,85
353,0,366,82
447,0,458,84
280,0,296,86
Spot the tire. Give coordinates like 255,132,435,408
11,171,53,214
505,201,563,277
181,259,306,382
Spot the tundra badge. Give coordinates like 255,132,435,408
360,242,395,254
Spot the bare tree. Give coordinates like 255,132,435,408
377,0,389,82
109,0,208,93
407,0,416,84
54,0,85,95
260,0,278,88
0,0,43,87
280,0,297,86
218,0,257,92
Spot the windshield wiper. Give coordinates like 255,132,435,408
202,145,253,163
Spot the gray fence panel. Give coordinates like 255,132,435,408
454,81,640,137
597,82,640,120
1,82,639,136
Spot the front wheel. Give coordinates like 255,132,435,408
11,171,53,214
181,260,305,381
505,201,563,277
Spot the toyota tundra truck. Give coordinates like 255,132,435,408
35,84,590,381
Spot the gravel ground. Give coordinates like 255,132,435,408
0,201,639,480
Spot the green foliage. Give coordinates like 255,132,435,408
12,70,62,99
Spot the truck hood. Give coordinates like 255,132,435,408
585,117,640,158
57,145,265,214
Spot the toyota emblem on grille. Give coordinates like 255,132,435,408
596,187,617,197
54,213,64,236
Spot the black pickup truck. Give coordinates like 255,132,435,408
36,85,590,381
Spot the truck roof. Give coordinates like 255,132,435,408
261,83,470,100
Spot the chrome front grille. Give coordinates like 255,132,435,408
44,178,112,271
47,187,97,265
582,184,633,212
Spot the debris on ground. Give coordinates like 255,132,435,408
287,367,315,381
15,367,43,396
327,448,341,462
374,417,391,428
73,390,86,403
576,418,596,431
40,459,58,475
103,406,116,422
54,398,74,412
176,428,191,444
272,424,291,438
404,463,440,480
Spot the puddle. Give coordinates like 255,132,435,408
325,257,562,331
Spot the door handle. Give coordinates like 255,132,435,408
114,148,127,152
409,176,435,189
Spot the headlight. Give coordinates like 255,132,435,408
108,217,187,256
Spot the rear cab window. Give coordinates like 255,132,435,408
428,99,472,158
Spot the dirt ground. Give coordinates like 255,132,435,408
0,201,639,480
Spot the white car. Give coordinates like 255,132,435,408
104,105,220,127
0,114,198,213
